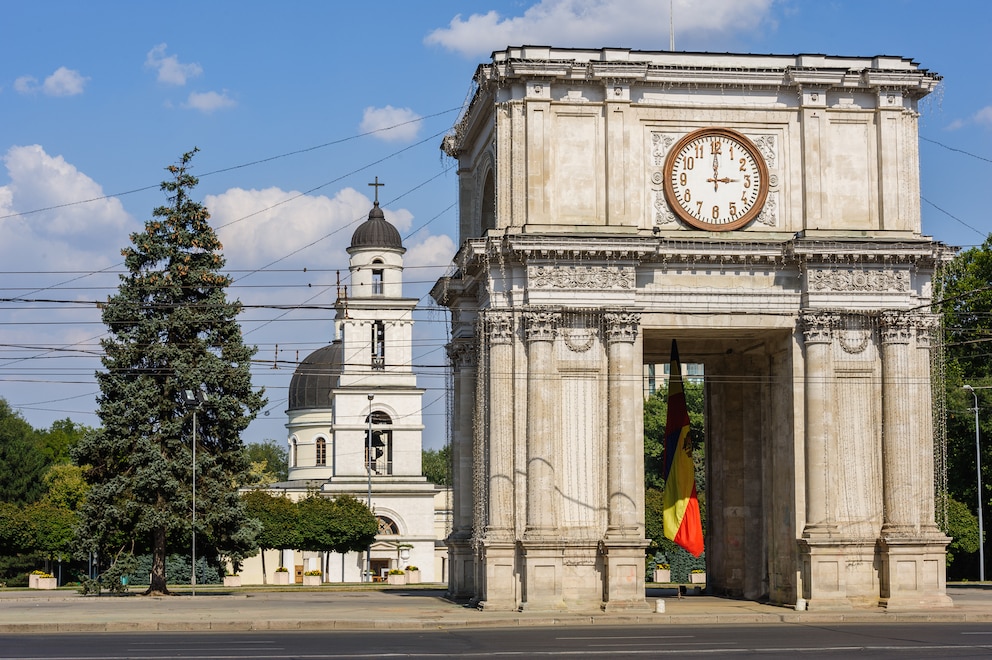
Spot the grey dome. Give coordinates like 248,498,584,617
287,343,341,411
350,201,402,250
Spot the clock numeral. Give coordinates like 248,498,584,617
744,174,751,188
712,205,720,220
739,158,747,172
729,145,735,160
694,144,704,158
679,172,687,186
741,190,749,202
695,201,703,216
683,188,691,202
710,140,722,155
729,202,737,216
684,157,695,170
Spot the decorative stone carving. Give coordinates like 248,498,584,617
801,312,837,344
448,341,477,368
880,312,912,344
528,265,634,290
913,314,940,348
523,307,560,342
484,310,514,345
604,311,640,344
809,268,910,292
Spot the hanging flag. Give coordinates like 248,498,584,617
662,339,705,557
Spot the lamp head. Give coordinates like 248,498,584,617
964,384,975,392
368,393,374,401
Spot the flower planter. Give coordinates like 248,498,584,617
689,572,706,584
386,573,407,585
29,574,39,589
274,571,290,585
36,577,57,590
405,569,421,584
653,569,671,583
223,575,241,587
303,575,321,586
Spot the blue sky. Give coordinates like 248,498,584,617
1,0,989,449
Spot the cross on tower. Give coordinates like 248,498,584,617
368,176,384,204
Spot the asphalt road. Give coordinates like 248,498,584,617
4,623,992,659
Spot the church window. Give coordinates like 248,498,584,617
376,516,399,535
481,169,496,232
372,268,384,295
290,437,297,468
365,410,393,475
371,321,385,370
315,437,326,466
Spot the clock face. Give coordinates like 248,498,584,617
663,128,769,231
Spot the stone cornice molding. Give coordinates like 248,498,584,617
528,264,635,290
604,311,640,344
523,307,561,343
808,267,910,293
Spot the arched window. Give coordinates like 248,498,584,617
315,437,326,466
365,411,393,475
481,169,496,232
371,321,385,370
371,259,384,296
376,516,399,535
290,437,297,468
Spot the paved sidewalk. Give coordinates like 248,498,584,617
1,585,991,633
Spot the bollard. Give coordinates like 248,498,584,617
655,598,665,613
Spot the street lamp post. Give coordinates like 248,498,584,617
366,393,374,583
964,384,984,582
182,387,207,596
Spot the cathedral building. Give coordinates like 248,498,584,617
239,195,446,584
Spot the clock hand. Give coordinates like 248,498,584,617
711,154,720,191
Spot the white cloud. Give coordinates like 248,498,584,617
974,106,992,127
360,106,423,142
145,43,203,85
183,90,236,113
13,67,88,96
0,145,132,270
426,0,775,57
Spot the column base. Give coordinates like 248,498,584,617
446,535,477,602
477,540,518,611
601,539,651,612
878,536,953,611
798,538,878,610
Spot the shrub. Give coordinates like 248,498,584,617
388,569,405,575
405,565,419,571
303,570,321,576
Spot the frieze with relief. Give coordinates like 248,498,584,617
809,268,909,292
528,265,634,290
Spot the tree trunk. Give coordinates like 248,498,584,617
147,525,169,595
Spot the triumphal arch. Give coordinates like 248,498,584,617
431,46,951,611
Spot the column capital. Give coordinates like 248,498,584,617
911,313,940,349
800,311,837,345
604,310,641,344
483,310,515,345
447,340,478,368
523,307,561,343
879,311,912,345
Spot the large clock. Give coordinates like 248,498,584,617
663,127,769,231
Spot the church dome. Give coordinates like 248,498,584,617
350,201,403,250
287,342,342,411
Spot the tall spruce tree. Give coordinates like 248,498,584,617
72,150,265,594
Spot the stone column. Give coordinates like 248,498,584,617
879,311,915,535
800,312,837,535
446,339,477,600
877,311,952,610
523,307,560,537
601,310,649,612
479,310,517,610
486,311,515,538
604,311,641,537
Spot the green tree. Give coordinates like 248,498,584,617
41,463,89,511
0,399,48,504
71,150,265,595
241,489,300,581
22,501,76,561
296,493,377,557
245,439,289,484
422,445,451,486
35,419,92,465
935,238,992,578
